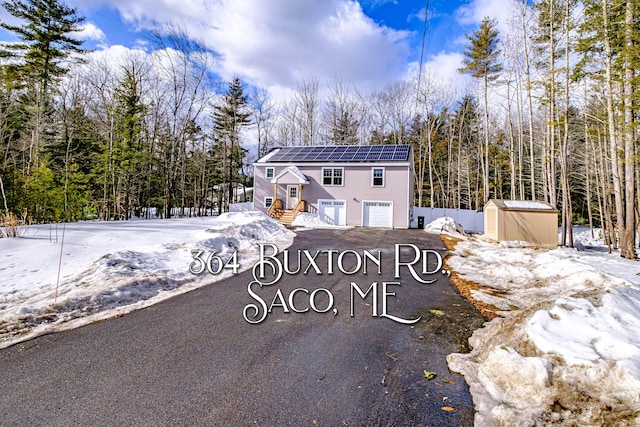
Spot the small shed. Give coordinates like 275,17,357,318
484,199,558,246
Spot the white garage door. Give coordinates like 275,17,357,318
363,201,393,228
318,199,346,226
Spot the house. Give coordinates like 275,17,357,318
253,144,414,228
483,199,558,246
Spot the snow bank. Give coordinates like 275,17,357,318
0,212,295,349
424,216,467,237
446,230,640,426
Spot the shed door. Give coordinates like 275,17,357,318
363,201,393,228
318,199,346,226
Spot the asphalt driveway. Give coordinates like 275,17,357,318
0,228,485,426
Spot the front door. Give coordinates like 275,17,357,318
286,185,299,209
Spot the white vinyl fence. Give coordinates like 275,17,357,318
411,207,484,233
229,202,255,213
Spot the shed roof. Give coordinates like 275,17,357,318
256,144,411,163
488,199,557,212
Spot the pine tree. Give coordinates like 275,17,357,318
1,0,85,96
327,110,359,145
458,16,503,204
112,66,147,220
212,78,251,212
1,0,86,216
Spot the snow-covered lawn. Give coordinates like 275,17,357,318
439,224,640,426
0,212,295,349
4,208,639,425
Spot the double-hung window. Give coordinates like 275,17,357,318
265,167,275,179
322,168,343,186
372,167,385,187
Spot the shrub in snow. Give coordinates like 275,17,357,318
0,212,22,238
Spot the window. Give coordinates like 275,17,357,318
265,167,275,179
372,167,385,187
322,168,343,186
264,197,274,208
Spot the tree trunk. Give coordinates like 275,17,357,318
507,79,517,201
621,0,636,259
521,0,536,200
483,73,490,203
516,73,525,200
0,175,8,212
561,0,573,248
428,130,434,208
602,0,625,254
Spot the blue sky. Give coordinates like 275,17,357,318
0,0,517,95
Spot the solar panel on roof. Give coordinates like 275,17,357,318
322,147,336,154
339,151,356,160
394,146,410,160
262,145,410,162
302,147,326,161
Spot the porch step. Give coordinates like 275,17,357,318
271,209,295,224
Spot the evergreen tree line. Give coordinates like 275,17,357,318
0,0,639,259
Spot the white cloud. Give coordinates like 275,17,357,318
70,0,412,94
455,0,520,30
406,51,473,99
77,22,106,41
84,44,150,70
425,51,466,82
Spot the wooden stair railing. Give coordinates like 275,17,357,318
269,200,306,225
291,199,306,222
267,199,282,218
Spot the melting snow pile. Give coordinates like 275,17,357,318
424,216,467,237
0,211,295,349
446,229,640,426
